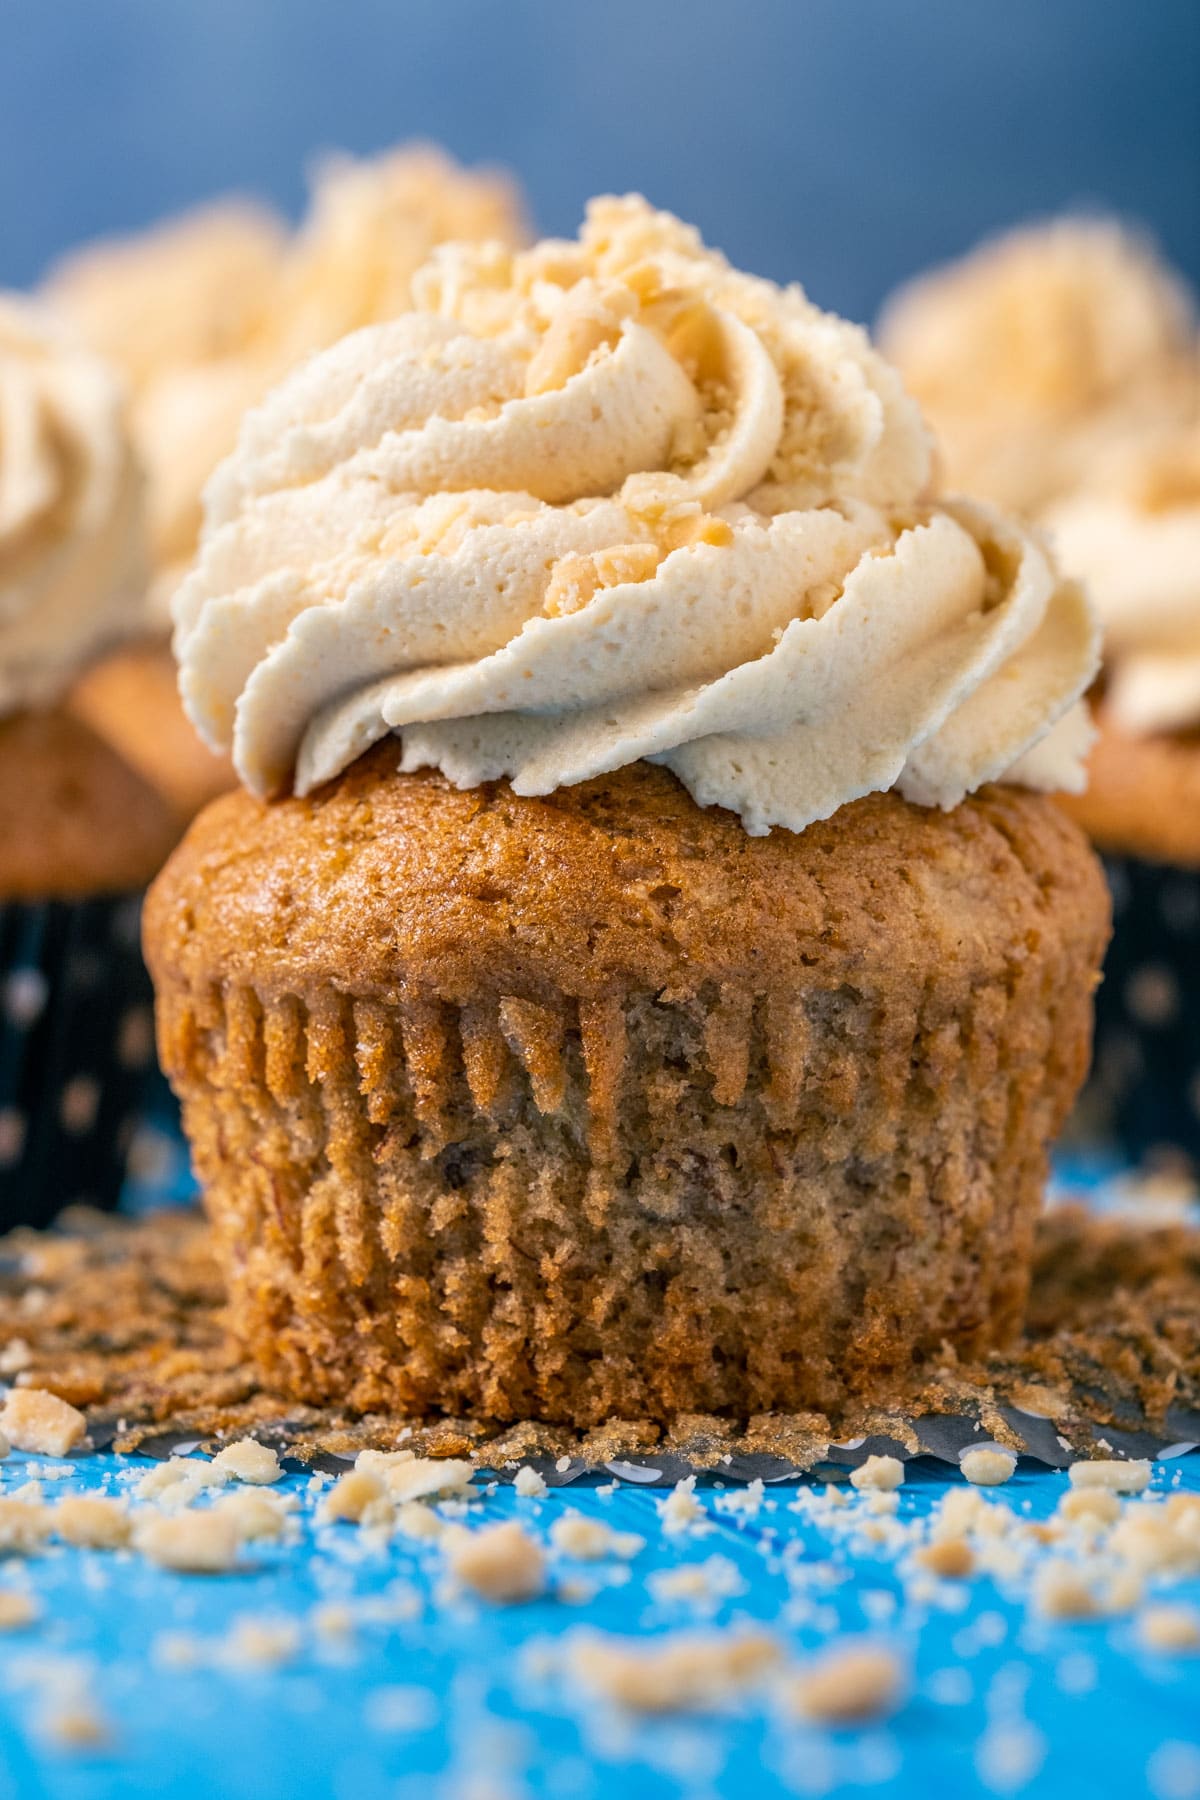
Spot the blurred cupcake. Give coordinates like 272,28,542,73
878,217,1197,515
146,198,1107,1425
0,296,179,1226
1046,423,1200,1168
49,145,528,822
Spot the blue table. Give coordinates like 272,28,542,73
0,1448,1197,1798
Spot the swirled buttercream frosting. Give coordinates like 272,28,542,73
1,295,145,716
176,196,1099,834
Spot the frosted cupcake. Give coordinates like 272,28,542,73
878,217,1197,515
146,199,1108,1425
0,296,178,1225
52,146,528,822
1046,424,1200,1165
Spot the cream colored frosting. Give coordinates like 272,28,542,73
879,218,1198,514
45,150,526,626
1046,425,1200,735
45,200,287,396
176,197,1098,835
0,296,145,716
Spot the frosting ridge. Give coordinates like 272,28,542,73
177,196,1099,834
0,295,145,716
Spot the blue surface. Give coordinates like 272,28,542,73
1,0,1198,324
0,1451,1197,1798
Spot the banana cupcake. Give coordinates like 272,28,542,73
50,145,529,824
1046,423,1200,1166
0,296,178,1225
878,217,1197,515
146,198,1108,1426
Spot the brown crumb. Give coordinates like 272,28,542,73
789,1644,905,1725
42,1702,112,1750
549,1512,645,1561
321,1468,385,1523
0,1497,51,1553
1059,1488,1122,1526
210,1439,282,1485
53,1496,130,1549
1136,1604,1200,1653
960,1448,1017,1487
0,1589,39,1629
0,1389,86,1457
444,1521,545,1603
1031,1561,1100,1620
514,1466,548,1499
913,1537,975,1579
849,1456,905,1493
209,1489,293,1543
570,1629,781,1713
134,1510,239,1573
1067,1459,1151,1495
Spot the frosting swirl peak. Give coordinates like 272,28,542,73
177,197,1098,833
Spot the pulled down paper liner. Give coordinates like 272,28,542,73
1,1200,1197,1479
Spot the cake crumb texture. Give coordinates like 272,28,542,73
145,755,1109,1425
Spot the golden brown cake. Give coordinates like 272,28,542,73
150,197,1107,1423
68,640,234,826
146,753,1108,1423
1060,712,1200,868
0,711,179,902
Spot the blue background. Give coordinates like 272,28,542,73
1,0,1197,325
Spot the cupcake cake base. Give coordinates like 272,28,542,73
146,753,1109,1426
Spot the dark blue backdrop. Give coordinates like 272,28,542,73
2,0,1197,325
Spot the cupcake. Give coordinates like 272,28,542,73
145,198,1108,1425
47,145,529,824
1045,424,1200,1167
0,296,180,1226
877,217,1197,515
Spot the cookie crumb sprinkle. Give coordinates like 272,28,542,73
0,1389,86,1457
135,1510,239,1573
850,1456,905,1493
444,1520,546,1602
789,1643,905,1724
211,1439,282,1485
1068,1459,1151,1494
960,1448,1017,1487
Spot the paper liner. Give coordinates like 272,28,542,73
1071,855,1200,1173
4,1194,1198,1482
0,893,155,1229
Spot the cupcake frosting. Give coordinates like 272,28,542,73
48,149,527,629
45,200,287,397
1046,424,1200,736
879,218,1198,514
0,296,145,716
176,196,1098,835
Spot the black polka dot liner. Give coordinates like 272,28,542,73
1077,856,1200,1174
0,894,156,1229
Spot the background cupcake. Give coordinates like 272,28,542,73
882,220,1200,1173
877,216,1197,516
0,294,179,1226
1045,422,1200,1170
147,198,1108,1425
51,144,529,823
